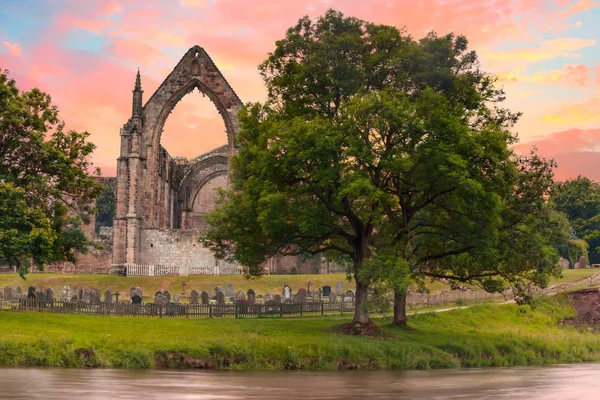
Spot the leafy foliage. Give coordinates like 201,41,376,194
95,182,115,233
203,10,564,324
0,69,101,275
551,176,600,264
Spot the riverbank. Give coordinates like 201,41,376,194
1,294,600,370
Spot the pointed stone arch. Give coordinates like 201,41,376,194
113,46,243,266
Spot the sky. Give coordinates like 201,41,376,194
0,0,599,180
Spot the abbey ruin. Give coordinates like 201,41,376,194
106,46,335,276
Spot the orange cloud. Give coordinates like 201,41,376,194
485,38,596,64
501,63,595,87
3,41,22,56
545,96,600,124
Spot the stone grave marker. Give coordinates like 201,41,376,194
236,290,246,302
578,256,588,269
247,288,256,304
322,285,331,297
336,281,344,294
294,288,307,303
131,294,142,305
154,293,165,305
83,288,91,302
264,292,273,303
225,284,234,298
104,289,112,303
283,285,292,301
36,289,46,302
216,290,225,305
307,282,312,295
4,286,13,300
273,294,282,304
63,286,70,300
16,286,22,297
46,287,54,302
344,289,355,304
201,290,210,305
173,294,180,303
214,286,222,298
78,287,83,301
329,292,337,303
190,290,199,305
27,288,36,300
163,290,171,303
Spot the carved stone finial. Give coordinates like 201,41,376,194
134,68,143,93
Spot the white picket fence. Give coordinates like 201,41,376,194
123,264,243,277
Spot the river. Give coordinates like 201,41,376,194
1,364,599,399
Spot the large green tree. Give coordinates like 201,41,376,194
202,10,564,325
0,69,101,275
551,176,600,264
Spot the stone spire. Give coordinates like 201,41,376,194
132,68,143,117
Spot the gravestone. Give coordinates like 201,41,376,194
154,293,165,305
236,290,246,301
78,287,83,301
294,288,307,303
162,290,171,303
83,288,91,302
578,256,588,269
27,289,36,300
131,294,142,305
63,286,70,300
3,286,13,300
225,284,234,298
344,289,355,304
201,290,210,305
336,281,344,294
214,286,222,298
130,287,137,298
273,294,282,304
36,289,46,302
173,294,180,303
46,287,54,302
16,286,22,297
104,289,113,303
264,292,273,303
190,290,199,305
93,288,102,304
322,285,331,297
247,288,256,304
216,290,225,305
283,285,292,301
329,292,337,303
155,290,163,297
307,282,312,295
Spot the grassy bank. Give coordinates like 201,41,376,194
0,269,595,297
1,295,599,370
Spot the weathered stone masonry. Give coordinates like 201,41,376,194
113,46,242,269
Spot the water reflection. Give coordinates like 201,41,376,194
1,364,599,399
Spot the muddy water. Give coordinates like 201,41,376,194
1,364,599,399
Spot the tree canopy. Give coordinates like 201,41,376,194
551,176,600,264
0,69,101,275
202,10,566,325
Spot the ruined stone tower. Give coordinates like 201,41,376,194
112,46,242,270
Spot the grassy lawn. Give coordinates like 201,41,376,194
1,295,599,370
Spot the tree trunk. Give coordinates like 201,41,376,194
353,275,370,323
393,290,407,326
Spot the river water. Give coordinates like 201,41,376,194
1,364,599,399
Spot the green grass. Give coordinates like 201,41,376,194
1,295,599,370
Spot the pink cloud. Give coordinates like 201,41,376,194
3,41,22,56
515,128,600,181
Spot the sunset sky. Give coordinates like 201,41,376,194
0,0,599,180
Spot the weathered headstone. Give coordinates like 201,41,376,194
225,284,235,298
46,287,54,302
236,290,246,301
104,289,112,303
294,288,307,303
216,290,225,305
344,289,355,304
201,290,210,305
16,286,22,297
154,293,165,305
273,294,282,304
78,287,83,301
190,290,199,305
36,289,46,302
307,282,312,295
578,256,588,269
162,290,171,303
336,281,344,294
215,286,223,298
264,292,273,303
173,294,180,303
93,288,102,304
131,294,142,305
3,286,13,300
283,285,292,301
247,288,256,304
83,288,91,302
63,286,70,300
322,285,332,297
329,292,337,303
